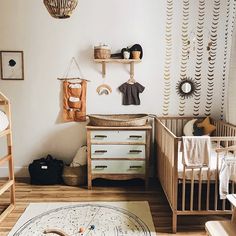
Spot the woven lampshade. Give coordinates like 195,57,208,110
43,0,78,19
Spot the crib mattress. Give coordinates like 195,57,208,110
178,142,233,181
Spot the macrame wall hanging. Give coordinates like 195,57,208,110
43,0,78,19
58,57,90,122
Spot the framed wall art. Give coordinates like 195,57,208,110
0,51,24,80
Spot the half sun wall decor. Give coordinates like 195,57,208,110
43,0,78,19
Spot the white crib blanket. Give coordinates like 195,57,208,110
178,142,234,180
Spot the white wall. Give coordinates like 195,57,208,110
0,0,164,176
228,27,236,125
0,0,235,177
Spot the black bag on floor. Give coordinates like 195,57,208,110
28,155,64,185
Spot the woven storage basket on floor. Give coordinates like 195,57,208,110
62,165,87,186
43,0,78,19
88,114,149,127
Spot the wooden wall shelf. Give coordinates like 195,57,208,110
94,59,141,78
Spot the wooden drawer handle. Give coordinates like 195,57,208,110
129,135,142,139
129,166,142,169
129,150,142,153
95,165,107,169
94,150,107,154
94,135,107,138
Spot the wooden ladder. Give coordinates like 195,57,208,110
0,92,15,223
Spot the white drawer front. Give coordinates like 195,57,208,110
90,130,146,143
91,160,145,174
91,145,145,159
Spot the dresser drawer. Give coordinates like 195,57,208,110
91,145,145,159
91,160,145,174
90,130,146,144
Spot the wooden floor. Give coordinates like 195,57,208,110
0,179,230,236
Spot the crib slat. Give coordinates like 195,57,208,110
177,120,180,137
232,183,235,211
219,123,223,137
222,141,229,211
198,168,202,211
224,125,227,146
179,119,182,136
206,167,210,211
215,153,219,210
174,119,177,136
214,176,218,210
222,199,226,211
190,169,194,211
234,130,236,146
182,165,186,211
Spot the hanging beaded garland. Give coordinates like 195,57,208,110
43,0,78,19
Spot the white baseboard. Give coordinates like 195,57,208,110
0,166,29,178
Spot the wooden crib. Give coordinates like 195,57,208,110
155,116,236,233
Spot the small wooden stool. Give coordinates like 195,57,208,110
205,194,236,236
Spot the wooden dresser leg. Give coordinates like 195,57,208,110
145,178,149,190
88,179,92,190
172,212,177,234
232,207,236,223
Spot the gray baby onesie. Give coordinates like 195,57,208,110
119,82,145,105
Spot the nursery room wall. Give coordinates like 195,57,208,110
228,25,236,125
0,0,235,177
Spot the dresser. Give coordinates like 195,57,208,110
86,125,152,189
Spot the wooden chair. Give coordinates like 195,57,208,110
205,146,236,236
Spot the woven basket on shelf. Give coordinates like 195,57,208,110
43,0,78,19
62,165,87,186
94,46,111,59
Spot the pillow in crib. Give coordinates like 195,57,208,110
197,116,216,135
0,110,9,132
183,119,197,136
193,122,205,136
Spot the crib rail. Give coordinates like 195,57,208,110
155,116,236,233
213,120,236,147
180,138,236,213
156,118,179,229
158,116,198,137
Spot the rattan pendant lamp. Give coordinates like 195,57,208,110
43,0,78,19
